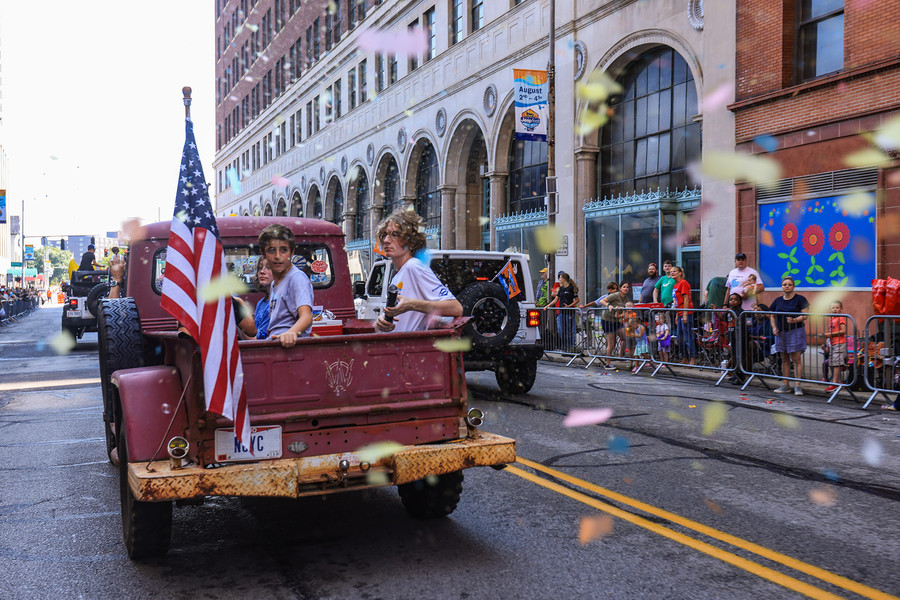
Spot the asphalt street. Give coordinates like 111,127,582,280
0,304,898,600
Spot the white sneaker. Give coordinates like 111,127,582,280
774,384,791,394
794,386,804,396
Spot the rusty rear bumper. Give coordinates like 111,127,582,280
128,432,515,502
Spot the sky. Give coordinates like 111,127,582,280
0,0,215,239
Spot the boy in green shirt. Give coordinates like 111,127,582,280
654,260,676,306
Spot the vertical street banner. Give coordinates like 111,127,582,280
0,190,6,224
514,69,548,142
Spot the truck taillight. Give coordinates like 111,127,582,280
69,299,78,308
527,309,540,327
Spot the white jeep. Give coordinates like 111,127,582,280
356,250,543,394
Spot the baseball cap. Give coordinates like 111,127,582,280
557,270,564,276
735,252,747,260
88,244,95,250
539,268,548,273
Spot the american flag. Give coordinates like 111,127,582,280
160,119,250,445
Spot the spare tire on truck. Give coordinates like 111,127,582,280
98,298,144,464
86,283,111,318
457,281,520,350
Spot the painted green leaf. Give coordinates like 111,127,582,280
828,252,839,262
790,268,800,275
806,265,815,275
831,277,849,287
836,253,845,264
814,265,824,273
789,247,797,256
789,256,798,263
813,278,825,285
777,253,789,260
829,270,839,277
810,255,816,265
781,270,792,280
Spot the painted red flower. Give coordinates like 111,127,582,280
781,223,799,247
829,222,850,251
802,224,825,256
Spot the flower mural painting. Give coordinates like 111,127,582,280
759,194,875,289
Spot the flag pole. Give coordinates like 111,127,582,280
183,86,192,120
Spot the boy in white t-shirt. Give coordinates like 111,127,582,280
374,209,463,333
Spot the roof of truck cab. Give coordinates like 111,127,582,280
134,217,345,242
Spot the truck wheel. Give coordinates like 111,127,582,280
457,282,520,350
98,298,143,463
119,428,172,559
398,470,463,519
86,284,111,317
496,357,538,395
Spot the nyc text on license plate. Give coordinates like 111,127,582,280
215,426,283,461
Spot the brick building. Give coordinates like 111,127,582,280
731,0,900,324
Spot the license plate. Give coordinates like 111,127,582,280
66,310,80,317
214,426,282,462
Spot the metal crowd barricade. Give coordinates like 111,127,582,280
646,307,737,385
539,306,587,366
861,315,900,409
582,306,654,373
738,310,859,403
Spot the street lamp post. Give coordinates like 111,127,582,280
547,0,557,279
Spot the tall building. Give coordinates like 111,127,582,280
732,0,900,323
213,0,736,301
0,1,15,285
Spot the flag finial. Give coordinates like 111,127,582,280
183,86,192,119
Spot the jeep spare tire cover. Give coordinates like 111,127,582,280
86,283,111,317
457,281,520,349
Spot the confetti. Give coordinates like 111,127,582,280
874,115,900,150
844,148,891,168
702,401,727,436
699,152,782,187
357,27,427,56
576,106,610,136
704,499,723,514
534,225,562,254
607,435,629,455
246,23,258,32
578,514,614,544
366,471,391,486
358,441,404,464
861,438,882,466
809,486,837,506
272,175,291,187
666,410,689,422
753,134,779,153
433,338,473,352
226,167,242,194
701,83,732,112
760,229,775,247
197,275,249,302
773,413,799,429
563,407,614,427
48,330,76,355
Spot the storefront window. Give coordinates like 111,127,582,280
584,215,620,301
507,139,548,213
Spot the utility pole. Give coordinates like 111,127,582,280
21,199,25,288
546,0,557,279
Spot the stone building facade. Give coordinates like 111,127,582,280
213,0,736,301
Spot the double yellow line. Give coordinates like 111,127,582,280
509,457,897,600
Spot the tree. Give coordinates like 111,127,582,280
29,246,74,286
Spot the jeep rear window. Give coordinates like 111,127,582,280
431,258,527,300
152,245,335,295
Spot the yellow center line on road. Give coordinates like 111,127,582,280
513,457,898,600
506,465,846,600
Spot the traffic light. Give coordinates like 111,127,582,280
60,239,67,251
104,248,109,257
41,237,48,246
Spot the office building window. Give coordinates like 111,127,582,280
409,20,419,71
314,94,321,131
599,47,700,199
295,109,303,143
375,53,385,92
325,9,333,50
334,0,342,43
389,54,398,85
359,59,368,102
306,101,313,137
425,7,436,61
383,156,400,215
335,78,342,118
450,0,463,45
507,139,548,213
354,172,370,241
314,18,321,61
349,68,357,110
797,0,844,81
416,141,441,233
306,26,313,66
349,0,357,28
472,0,484,32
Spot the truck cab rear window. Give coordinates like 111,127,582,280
152,245,335,295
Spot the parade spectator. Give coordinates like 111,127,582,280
769,276,810,395
554,273,580,352
654,259,676,306
598,281,631,368
702,275,728,309
259,224,314,348
726,293,746,384
819,300,847,392
671,266,696,365
640,263,661,304
655,313,671,363
580,281,618,309
254,257,274,339
631,317,651,371
747,303,775,368
727,252,764,311
536,268,550,307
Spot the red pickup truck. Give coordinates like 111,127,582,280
98,217,515,559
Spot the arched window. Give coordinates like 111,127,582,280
600,47,700,198
383,157,400,215
292,191,303,217
276,198,287,216
355,172,370,240
507,139,547,213
309,187,322,219
332,183,344,228
415,141,440,231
